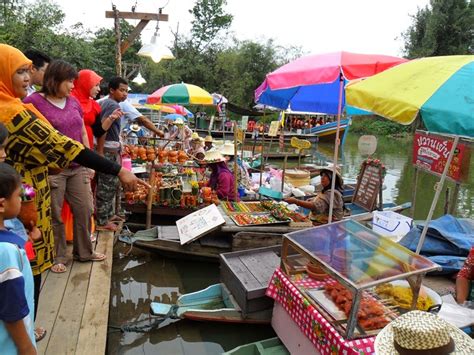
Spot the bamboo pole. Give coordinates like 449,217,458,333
145,164,155,229
234,124,238,200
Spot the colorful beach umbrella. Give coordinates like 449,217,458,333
145,103,179,114
147,83,213,105
346,55,474,137
255,51,408,113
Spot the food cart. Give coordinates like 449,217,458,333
266,219,441,354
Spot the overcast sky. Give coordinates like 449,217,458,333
60,0,430,57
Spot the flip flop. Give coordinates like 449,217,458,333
50,263,67,273
74,252,106,262
35,327,47,342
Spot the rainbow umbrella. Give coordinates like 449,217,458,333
144,103,178,114
346,55,474,137
147,83,213,105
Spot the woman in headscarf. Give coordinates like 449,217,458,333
204,151,237,201
285,168,344,225
0,43,146,337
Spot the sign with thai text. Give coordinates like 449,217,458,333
235,128,244,143
268,121,280,137
412,132,470,182
290,137,311,150
241,116,249,130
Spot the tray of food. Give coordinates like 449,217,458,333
230,213,291,226
306,281,396,333
222,201,268,214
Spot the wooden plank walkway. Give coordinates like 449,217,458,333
36,229,115,355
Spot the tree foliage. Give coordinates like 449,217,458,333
0,0,299,109
402,0,474,58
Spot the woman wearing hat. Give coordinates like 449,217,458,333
203,150,236,201
220,143,252,190
285,168,344,225
188,132,205,160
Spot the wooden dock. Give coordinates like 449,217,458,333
36,229,115,355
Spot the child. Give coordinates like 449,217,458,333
0,163,37,354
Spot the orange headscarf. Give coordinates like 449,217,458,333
0,43,49,124
71,69,103,112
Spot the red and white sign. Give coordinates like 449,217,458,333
412,132,470,182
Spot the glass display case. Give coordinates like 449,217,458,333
281,219,441,339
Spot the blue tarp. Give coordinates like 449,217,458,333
399,215,474,274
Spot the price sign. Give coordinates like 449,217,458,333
352,161,383,211
241,116,249,130
235,128,244,143
268,121,280,137
290,137,311,150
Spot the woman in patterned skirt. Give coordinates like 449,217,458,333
0,43,147,341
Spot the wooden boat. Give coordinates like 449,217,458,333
304,118,350,142
150,283,271,324
119,203,411,261
223,337,289,355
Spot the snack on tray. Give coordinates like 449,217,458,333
324,281,389,331
375,283,434,311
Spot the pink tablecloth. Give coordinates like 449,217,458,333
266,268,375,355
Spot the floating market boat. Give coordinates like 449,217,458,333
223,337,289,355
150,283,272,324
119,203,411,261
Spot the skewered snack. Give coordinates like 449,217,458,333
324,281,389,331
375,283,434,311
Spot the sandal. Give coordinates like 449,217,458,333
74,252,106,262
96,222,118,232
50,263,67,273
109,215,125,222
35,327,47,342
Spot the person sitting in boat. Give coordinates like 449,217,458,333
173,117,193,150
285,168,344,225
220,143,252,190
456,246,474,304
204,135,214,151
204,150,237,201
188,133,206,160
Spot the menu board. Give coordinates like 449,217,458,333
352,163,382,211
268,121,280,137
177,204,226,245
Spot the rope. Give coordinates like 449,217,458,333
108,305,179,333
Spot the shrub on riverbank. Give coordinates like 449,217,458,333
350,116,412,136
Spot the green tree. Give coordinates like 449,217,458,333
402,0,474,58
189,0,233,52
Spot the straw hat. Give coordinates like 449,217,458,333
191,132,203,141
375,311,474,354
174,117,184,125
203,150,226,163
320,168,344,188
220,143,236,156
205,135,213,143
129,123,140,132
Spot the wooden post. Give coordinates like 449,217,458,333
146,165,155,229
259,133,265,189
297,149,302,169
411,168,419,218
266,136,274,165
234,124,238,200
113,7,122,76
378,166,383,211
281,154,288,194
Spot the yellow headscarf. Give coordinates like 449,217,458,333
0,43,49,124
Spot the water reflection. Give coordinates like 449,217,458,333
108,247,275,354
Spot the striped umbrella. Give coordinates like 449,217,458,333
346,55,474,137
147,83,213,105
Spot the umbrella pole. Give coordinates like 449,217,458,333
234,123,238,200
416,136,459,254
328,74,345,223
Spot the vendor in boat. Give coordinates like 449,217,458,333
204,135,214,151
285,168,344,225
172,117,193,150
220,143,252,190
204,150,237,201
188,132,206,160
456,246,474,303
